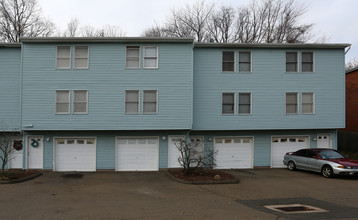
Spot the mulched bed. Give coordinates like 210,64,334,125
168,169,239,184
0,170,42,184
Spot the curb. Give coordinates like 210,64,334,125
166,171,240,185
0,172,42,184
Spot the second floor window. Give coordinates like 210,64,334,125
125,90,139,114
286,52,298,72
73,90,88,114
302,92,314,114
222,51,235,71
239,51,251,72
302,52,314,72
238,93,251,114
74,46,89,69
144,46,158,68
286,92,298,114
143,90,157,114
126,46,140,68
56,46,71,69
56,90,70,114
222,93,235,114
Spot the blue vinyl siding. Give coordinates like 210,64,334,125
21,42,193,131
0,47,21,131
193,48,345,130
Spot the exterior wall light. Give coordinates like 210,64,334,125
161,136,166,141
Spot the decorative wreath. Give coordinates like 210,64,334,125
13,140,23,151
31,139,39,148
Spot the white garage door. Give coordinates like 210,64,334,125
214,137,253,169
168,136,204,168
271,136,309,168
117,137,159,171
55,138,96,171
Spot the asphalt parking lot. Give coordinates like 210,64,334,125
1,168,358,220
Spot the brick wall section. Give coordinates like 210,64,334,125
343,69,358,132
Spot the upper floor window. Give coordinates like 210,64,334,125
286,92,298,114
126,46,140,68
302,92,314,114
222,51,235,72
125,90,139,114
143,90,158,114
56,90,70,114
302,52,313,72
239,51,251,72
74,46,89,69
56,46,71,69
222,93,235,115
286,52,298,72
144,46,158,68
73,90,88,114
238,93,251,114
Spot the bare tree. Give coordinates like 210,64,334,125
0,0,55,42
143,0,314,43
0,122,22,176
95,24,126,37
64,17,79,37
174,137,216,175
346,57,358,71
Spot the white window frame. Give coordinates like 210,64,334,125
286,92,299,114
301,51,314,73
238,92,252,115
126,46,140,69
55,90,70,114
238,51,252,73
222,51,235,72
301,92,315,114
125,90,140,114
143,90,158,114
286,51,298,73
222,92,236,115
143,46,158,69
74,46,89,69
56,46,71,69
73,90,88,114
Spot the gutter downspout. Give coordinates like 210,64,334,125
20,42,25,170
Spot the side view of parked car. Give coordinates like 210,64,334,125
283,148,358,178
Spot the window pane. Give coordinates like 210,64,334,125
56,91,69,102
239,52,250,62
302,93,313,103
145,47,157,57
126,46,139,68
126,91,139,102
286,52,297,62
57,58,70,69
126,103,139,113
74,103,87,113
223,52,234,62
286,93,297,104
74,91,87,102
143,103,156,113
144,91,156,102
57,46,71,69
126,59,139,68
56,103,69,113
302,52,313,62
222,104,234,114
239,93,251,104
302,63,313,72
239,63,251,72
75,46,88,58
144,58,157,68
127,47,139,57
286,63,297,72
222,62,234,71
286,104,297,114
223,93,234,104
75,58,88,69
302,104,313,114
239,104,250,114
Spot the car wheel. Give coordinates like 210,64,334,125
322,166,334,178
287,161,296,171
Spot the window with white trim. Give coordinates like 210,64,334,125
286,92,298,114
74,46,89,69
56,46,71,69
143,90,157,114
222,93,235,114
238,93,251,114
126,46,140,68
302,92,314,114
222,51,234,72
56,90,70,114
125,90,139,114
239,51,251,72
73,90,88,114
143,46,158,68
302,52,313,72
286,52,298,72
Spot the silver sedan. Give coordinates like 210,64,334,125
283,148,358,178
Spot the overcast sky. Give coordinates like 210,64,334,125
38,0,357,62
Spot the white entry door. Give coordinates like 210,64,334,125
27,136,43,169
317,134,331,149
9,140,23,169
116,137,159,171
